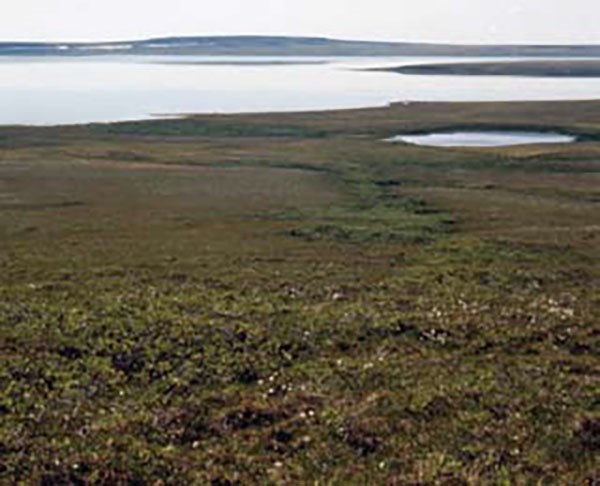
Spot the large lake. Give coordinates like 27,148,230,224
2,55,600,126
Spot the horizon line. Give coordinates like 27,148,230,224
1,34,600,47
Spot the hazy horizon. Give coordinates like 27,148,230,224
2,0,599,45
2,34,600,47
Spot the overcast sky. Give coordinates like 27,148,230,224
2,0,599,44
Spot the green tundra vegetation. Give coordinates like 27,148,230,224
0,100,599,484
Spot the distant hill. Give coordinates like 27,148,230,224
1,36,600,57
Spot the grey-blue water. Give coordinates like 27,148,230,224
387,131,577,147
1,56,600,125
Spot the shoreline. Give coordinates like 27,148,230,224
3,98,600,130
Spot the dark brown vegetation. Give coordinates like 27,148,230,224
1,101,599,484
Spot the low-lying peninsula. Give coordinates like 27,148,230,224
375,60,600,77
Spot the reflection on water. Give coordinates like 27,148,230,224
1,55,600,125
387,131,577,147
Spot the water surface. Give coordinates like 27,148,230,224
1,55,600,125
387,131,577,147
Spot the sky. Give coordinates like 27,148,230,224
2,0,599,44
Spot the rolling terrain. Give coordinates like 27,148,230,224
0,101,599,484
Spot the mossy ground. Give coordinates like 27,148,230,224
1,101,599,484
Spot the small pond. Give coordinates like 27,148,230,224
387,131,576,147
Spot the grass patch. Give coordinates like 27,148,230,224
90,118,328,138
